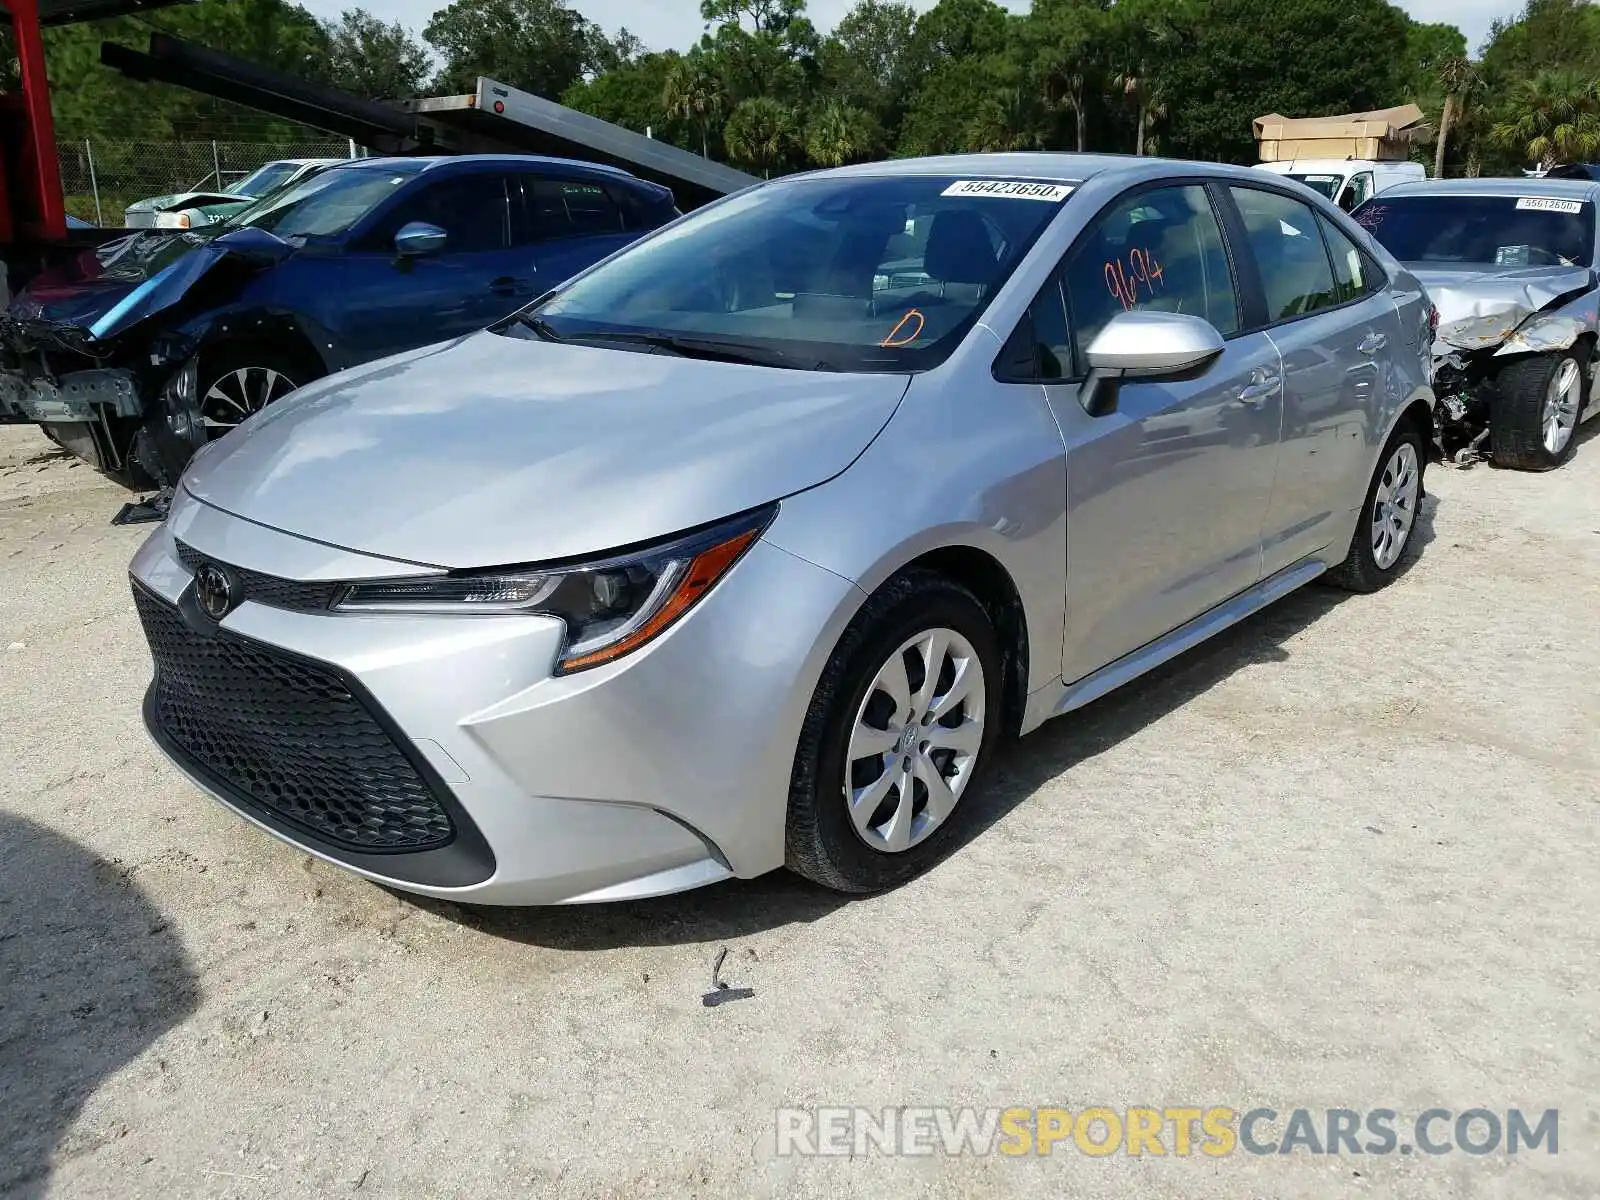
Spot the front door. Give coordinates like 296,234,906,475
335,173,520,363
1037,183,1286,685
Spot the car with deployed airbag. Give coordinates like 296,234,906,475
130,154,1434,904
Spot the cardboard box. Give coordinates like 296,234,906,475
1254,105,1432,163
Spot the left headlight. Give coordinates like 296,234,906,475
334,504,776,673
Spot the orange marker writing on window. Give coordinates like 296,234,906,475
880,308,926,347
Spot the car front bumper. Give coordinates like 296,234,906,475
129,487,863,905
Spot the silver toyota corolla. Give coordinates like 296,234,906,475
130,155,1435,904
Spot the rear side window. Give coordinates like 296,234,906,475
1061,184,1240,357
1318,216,1379,303
1229,187,1338,322
517,177,626,243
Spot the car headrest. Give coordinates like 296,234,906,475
924,211,999,288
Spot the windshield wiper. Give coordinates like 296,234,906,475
512,317,836,369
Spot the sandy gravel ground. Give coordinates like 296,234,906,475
2,421,1597,1199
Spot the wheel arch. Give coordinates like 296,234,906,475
885,544,1031,740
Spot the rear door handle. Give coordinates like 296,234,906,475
489,276,520,296
1358,331,1388,355
1236,370,1281,405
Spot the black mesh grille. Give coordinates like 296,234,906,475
134,585,455,852
174,540,344,613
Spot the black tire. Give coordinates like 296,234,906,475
1325,418,1427,594
197,343,322,439
1488,348,1586,471
785,569,1005,894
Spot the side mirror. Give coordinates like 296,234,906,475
1081,311,1226,416
394,221,447,258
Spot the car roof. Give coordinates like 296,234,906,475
1379,176,1600,200
795,152,1283,188
329,153,640,182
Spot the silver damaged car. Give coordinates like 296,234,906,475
130,155,1435,904
1355,177,1600,469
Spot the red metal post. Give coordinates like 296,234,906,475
3,0,68,240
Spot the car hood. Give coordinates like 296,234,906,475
7,226,291,338
126,190,249,214
1410,262,1595,350
182,331,911,569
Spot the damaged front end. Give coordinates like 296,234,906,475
0,227,291,489
1422,264,1599,465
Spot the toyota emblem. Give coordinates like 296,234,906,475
194,562,237,620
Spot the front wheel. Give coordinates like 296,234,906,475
1325,421,1426,594
1489,350,1585,470
785,571,1004,893
198,346,320,438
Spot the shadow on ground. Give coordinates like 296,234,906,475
423,496,1439,951
0,814,198,1198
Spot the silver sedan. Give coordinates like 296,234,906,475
129,154,1435,904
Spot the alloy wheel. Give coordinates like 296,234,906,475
1541,357,1582,456
1371,441,1420,571
843,627,987,853
203,366,300,431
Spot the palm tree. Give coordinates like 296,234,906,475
804,100,880,167
662,57,725,159
724,97,797,177
1491,70,1600,171
1434,56,1478,179
966,86,1046,153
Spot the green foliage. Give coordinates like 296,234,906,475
32,0,1600,185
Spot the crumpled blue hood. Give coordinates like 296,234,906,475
6,226,293,340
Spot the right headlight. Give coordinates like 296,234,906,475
334,504,775,673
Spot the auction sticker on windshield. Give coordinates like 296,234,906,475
942,180,1074,202
1515,197,1584,213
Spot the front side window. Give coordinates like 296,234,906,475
1352,194,1594,267
1339,172,1374,211
1061,184,1239,359
1229,186,1339,321
513,174,1072,372
363,175,512,254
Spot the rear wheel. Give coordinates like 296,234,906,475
1325,420,1425,594
786,571,1003,893
1489,350,1584,470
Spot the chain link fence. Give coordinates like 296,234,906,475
57,137,357,226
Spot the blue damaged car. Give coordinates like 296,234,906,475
0,154,676,488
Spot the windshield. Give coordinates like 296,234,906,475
1287,174,1342,200
1354,194,1595,267
230,161,300,198
228,165,423,240
512,174,1073,372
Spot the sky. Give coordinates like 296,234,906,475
304,0,1517,62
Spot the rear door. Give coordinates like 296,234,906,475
511,175,640,294
1028,182,1287,684
1224,185,1405,576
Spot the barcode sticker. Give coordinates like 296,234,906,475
1515,197,1583,213
942,180,1074,202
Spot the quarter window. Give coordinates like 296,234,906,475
1062,185,1239,360
1228,187,1338,322
1319,216,1378,303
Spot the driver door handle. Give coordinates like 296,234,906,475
1358,331,1388,355
1235,368,1281,405
489,276,521,296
